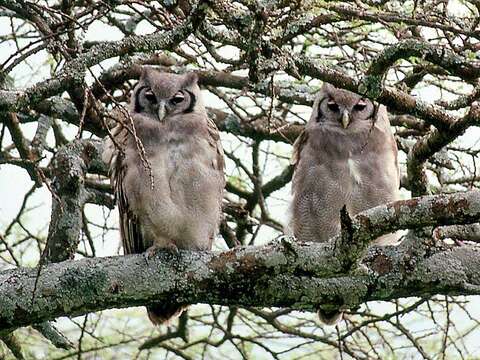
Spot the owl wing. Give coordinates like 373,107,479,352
290,129,309,192
103,121,145,255
375,105,401,190
205,116,225,246
206,117,225,175
290,129,308,168
115,155,145,255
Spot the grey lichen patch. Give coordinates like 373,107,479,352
58,266,109,313
374,277,401,298
358,75,383,99
256,274,302,306
413,100,434,118
223,113,243,134
0,90,23,111
0,291,17,323
262,250,288,270
418,252,468,286
0,270,48,325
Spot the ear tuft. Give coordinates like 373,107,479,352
320,82,335,93
184,72,199,87
132,65,144,80
140,66,157,81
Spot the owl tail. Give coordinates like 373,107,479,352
147,304,187,325
318,310,343,326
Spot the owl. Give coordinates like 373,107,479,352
102,68,225,325
287,83,400,324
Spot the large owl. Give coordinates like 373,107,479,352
287,83,400,324
102,68,225,325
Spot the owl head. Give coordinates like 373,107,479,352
131,68,203,122
309,83,376,130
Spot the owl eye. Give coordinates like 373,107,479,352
327,100,339,112
170,92,185,105
354,100,367,111
144,89,157,103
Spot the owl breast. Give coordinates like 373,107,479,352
123,119,223,251
290,126,399,243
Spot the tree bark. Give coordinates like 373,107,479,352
1,191,479,331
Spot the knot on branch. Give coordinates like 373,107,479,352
334,205,364,271
46,139,105,262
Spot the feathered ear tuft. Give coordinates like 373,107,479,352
183,72,199,87
319,82,335,96
139,66,157,82
131,65,144,80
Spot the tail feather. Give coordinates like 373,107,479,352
318,310,343,325
147,304,187,325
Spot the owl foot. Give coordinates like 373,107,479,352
146,243,179,259
164,242,180,254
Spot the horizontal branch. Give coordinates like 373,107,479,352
1,191,479,330
292,55,459,130
366,39,480,82
325,4,480,39
335,190,480,269
0,2,208,112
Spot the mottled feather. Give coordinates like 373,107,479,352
287,83,401,325
103,69,225,325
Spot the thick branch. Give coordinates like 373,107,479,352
44,140,107,262
1,191,480,330
335,190,480,269
2,236,480,332
366,39,480,82
0,2,208,112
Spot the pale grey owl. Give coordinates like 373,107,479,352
103,68,225,325
287,83,400,324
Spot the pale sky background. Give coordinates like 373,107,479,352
1,5,480,357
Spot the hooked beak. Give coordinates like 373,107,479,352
157,100,167,122
341,109,350,129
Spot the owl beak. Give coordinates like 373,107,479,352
341,110,350,128
157,101,167,122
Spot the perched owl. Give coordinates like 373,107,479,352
103,68,225,325
287,83,400,324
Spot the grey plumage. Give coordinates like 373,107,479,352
287,83,400,324
103,68,225,325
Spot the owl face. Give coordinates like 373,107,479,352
132,69,200,122
311,83,374,129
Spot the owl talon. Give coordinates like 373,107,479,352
164,243,180,255
146,243,179,259
146,246,159,259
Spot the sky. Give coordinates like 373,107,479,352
1,4,480,358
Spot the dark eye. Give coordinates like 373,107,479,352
170,92,185,105
144,89,157,103
354,100,367,111
327,100,339,112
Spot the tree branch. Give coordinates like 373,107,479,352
1,191,479,331
44,139,106,262
334,190,480,269
0,1,209,112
